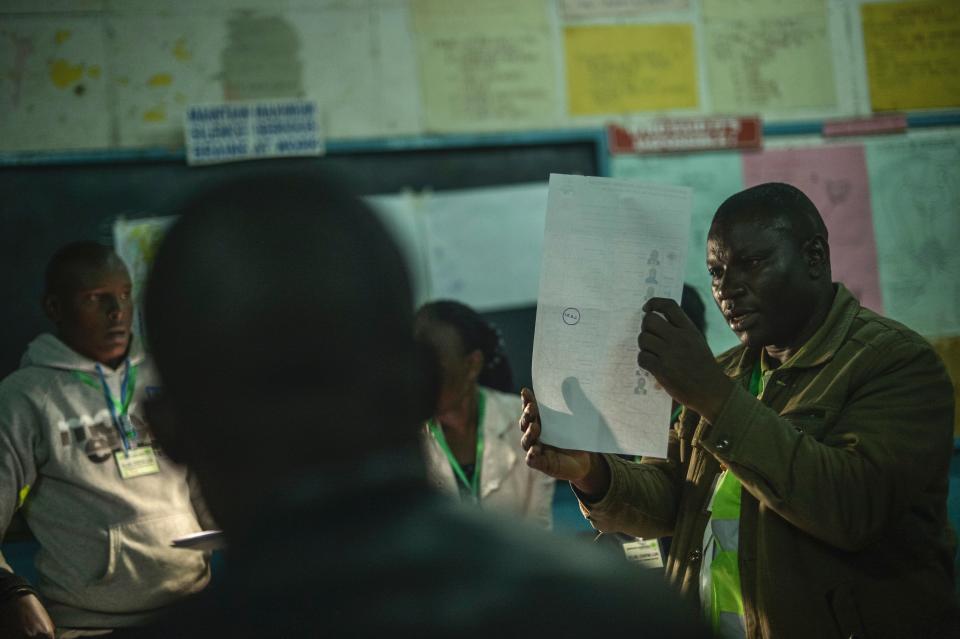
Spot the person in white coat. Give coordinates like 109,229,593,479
414,301,555,529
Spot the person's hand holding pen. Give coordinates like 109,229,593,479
519,388,611,500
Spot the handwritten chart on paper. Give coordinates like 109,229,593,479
861,1,960,111
701,0,836,113
411,0,557,132
564,23,698,116
866,132,960,338
532,175,692,457
742,145,883,313
612,152,744,355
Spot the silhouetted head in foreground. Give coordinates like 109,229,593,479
145,171,433,532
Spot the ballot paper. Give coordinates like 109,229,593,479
532,175,692,458
171,530,225,552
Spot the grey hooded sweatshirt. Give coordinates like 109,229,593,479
0,334,210,629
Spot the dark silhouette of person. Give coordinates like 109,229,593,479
134,170,708,638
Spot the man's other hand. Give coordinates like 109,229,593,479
519,388,611,500
638,297,733,423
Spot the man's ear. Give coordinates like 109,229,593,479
43,294,61,324
803,235,830,279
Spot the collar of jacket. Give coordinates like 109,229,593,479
723,283,860,378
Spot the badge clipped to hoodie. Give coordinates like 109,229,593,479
94,361,161,479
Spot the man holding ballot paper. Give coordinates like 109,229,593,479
522,179,958,639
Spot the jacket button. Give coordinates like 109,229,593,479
714,438,731,451
688,549,702,563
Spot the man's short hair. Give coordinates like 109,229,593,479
44,241,121,297
713,182,828,243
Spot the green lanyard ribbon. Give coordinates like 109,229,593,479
428,390,486,502
73,366,138,417
748,358,765,398
73,363,139,448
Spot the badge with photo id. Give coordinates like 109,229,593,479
114,446,160,479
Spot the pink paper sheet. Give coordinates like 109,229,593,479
742,145,883,312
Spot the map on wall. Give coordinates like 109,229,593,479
108,4,423,149
0,16,111,150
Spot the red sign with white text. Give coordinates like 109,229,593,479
608,116,763,154
822,114,907,138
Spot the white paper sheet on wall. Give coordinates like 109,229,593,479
411,0,559,132
532,174,692,457
701,0,840,116
866,131,960,338
113,215,176,340
112,192,431,331
422,183,548,311
611,152,743,355
365,192,431,308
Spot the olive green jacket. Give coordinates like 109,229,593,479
581,284,958,638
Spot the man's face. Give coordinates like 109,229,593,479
51,262,134,367
706,214,816,349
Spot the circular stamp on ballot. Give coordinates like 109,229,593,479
562,307,581,325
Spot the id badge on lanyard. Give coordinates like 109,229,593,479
94,361,160,479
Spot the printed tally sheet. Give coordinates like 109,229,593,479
532,174,692,458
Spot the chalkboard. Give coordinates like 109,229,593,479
0,134,601,378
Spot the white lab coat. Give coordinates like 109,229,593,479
422,386,555,529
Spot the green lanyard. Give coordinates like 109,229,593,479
428,390,486,502
73,365,139,417
749,357,766,398
74,363,139,449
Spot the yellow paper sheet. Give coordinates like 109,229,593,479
931,336,960,437
564,24,697,116
412,0,558,132
862,1,960,111
702,0,836,113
